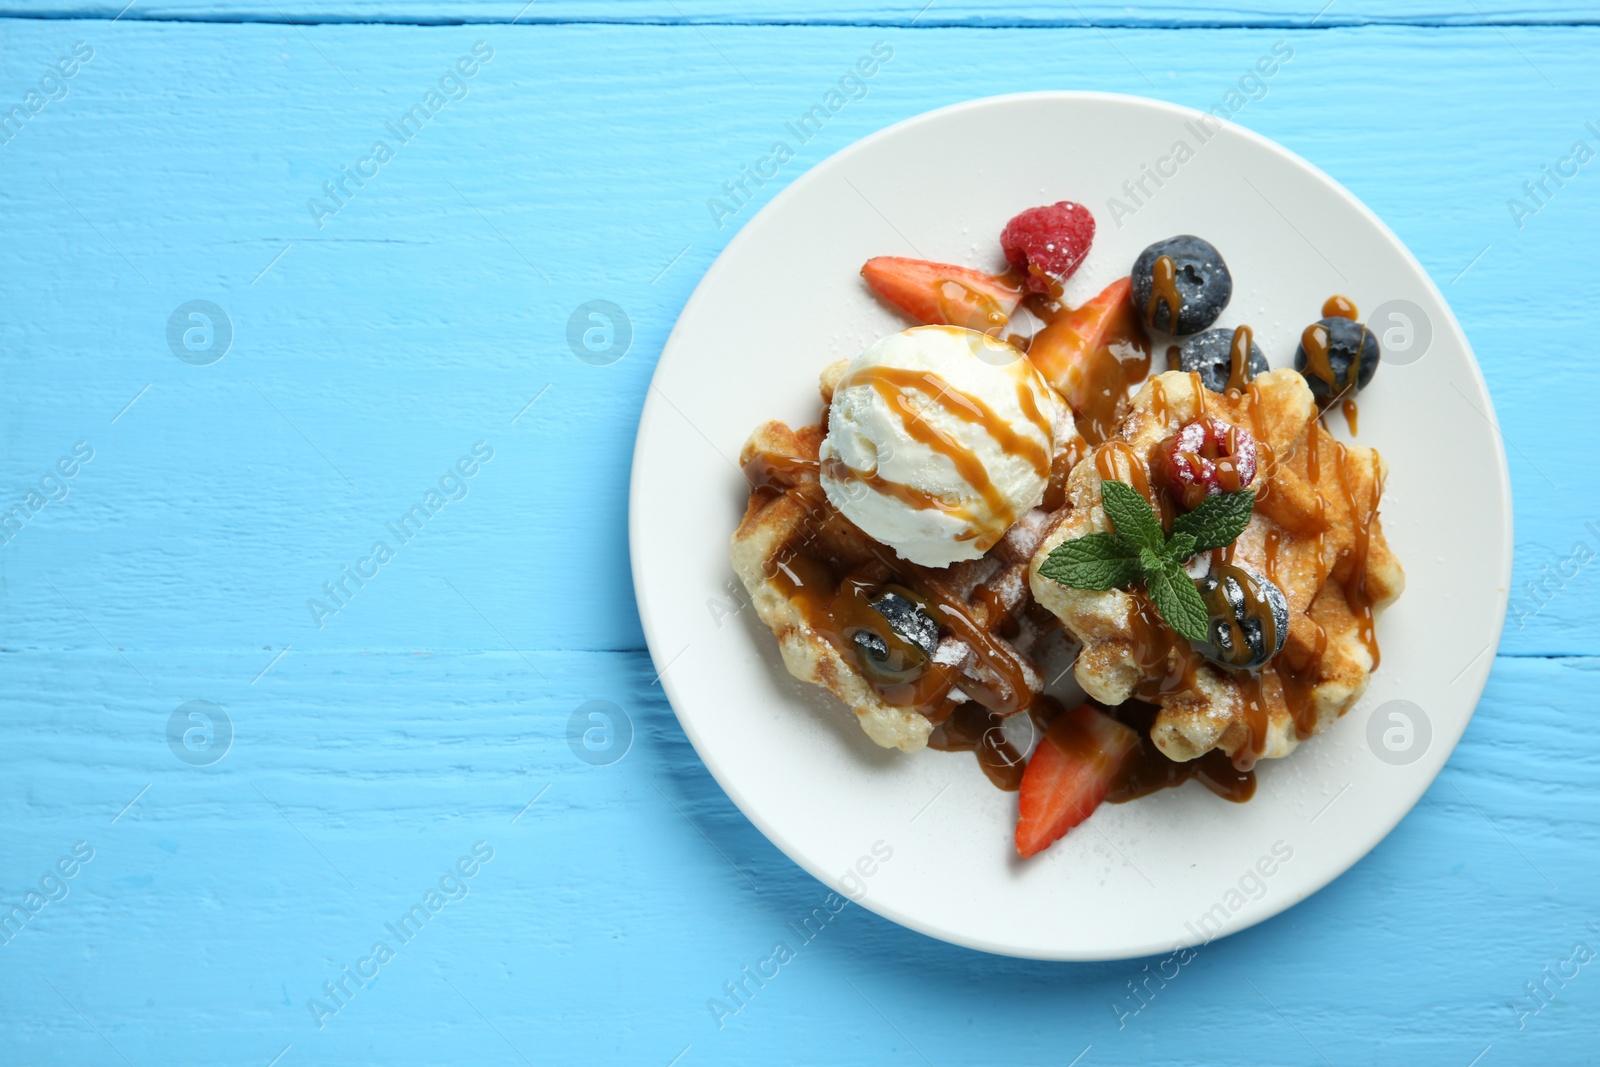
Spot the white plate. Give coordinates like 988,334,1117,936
629,92,1510,961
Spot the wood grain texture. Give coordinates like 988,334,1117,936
7,1,1600,25
0,13,1595,1065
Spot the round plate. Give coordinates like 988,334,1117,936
629,92,1510,960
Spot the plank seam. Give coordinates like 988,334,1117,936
1,12,1598,29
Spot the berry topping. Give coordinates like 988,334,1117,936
1196,564,1289,671
1295,316,1380,404
1000,201,1096,295
1015,703,1139,858
1174,326,1268,393
1130,235,1232,335
1159,417,1259,511
870,590,940,657
1025,276,1150,444
851,626,925,686
849,586,939,686
861,257,1024,335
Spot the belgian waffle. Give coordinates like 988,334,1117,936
1029,369,1405,766
730,370,1076,752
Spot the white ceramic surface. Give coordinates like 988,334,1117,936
629,92,1511,961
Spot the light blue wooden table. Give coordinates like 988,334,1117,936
1,2,1595,1063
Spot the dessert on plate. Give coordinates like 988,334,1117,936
729,200,1404,858
730,326,1075,760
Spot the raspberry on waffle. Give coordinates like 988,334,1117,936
1029,369,1405,768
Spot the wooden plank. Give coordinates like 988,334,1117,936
7,1,1600,26
0,647,1592,1063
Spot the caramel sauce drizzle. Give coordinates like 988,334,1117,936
1225,325,1254,393
1146,254,1182,330
1127,592,1203,702
1262,525,1283,590
1299,322,1337,397
743,452,820,504
928,703,1028,791
1106,700,1256,803
1094,441,1153,504
1012,376,1049,447
830,365,1052,551
1043,433,1086,512
768,526,1038,721
1027,290,1151,447
1274,624,1327,741
1233,673,1269,772
937,279,1010,335
1341,397,1360,436
1303,413,1328,564
1301,314,1375,413
1311,297,1364,434
1244,382,1275,502
821,456,962,517
1211,564,1281,670
1148,375,1173,427
1333,441,1382,670
856,366,1051,476
1322,294,1358,320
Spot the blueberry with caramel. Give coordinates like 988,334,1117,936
1131,235,1233,335
1174,326,1268,393
1295,316,1380,404
849,587,941,686
1197,564,1289,671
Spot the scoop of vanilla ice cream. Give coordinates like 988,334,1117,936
819,325,1071,568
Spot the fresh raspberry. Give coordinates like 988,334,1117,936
1000,201,1096,295
1159,417,1258,511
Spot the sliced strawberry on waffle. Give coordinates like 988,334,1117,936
1025,276,1150,443
1026,277,1135,397
1015,703,1138,858
861,256,1023,335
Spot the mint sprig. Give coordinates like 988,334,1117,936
1172,488,1256,552
1037,481,1256,643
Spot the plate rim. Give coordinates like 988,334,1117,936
628,89,1513,960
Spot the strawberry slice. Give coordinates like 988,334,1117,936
861,257,1023,335
1025,276,1149,444
1015,704,1139,859
1026,276,1137,397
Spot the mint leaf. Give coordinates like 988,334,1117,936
1144,558,1212,643
1039,481,1242,647
1038,533,1142,591
1171,489,1256,553
1099,480,1164,552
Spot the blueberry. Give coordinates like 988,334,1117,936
1196,565,1288,671
1130,235,1232,335
851,590,940,686
1173,328,1268,393
853,629,891,663
870,591,940,657
1294,317,1380,403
